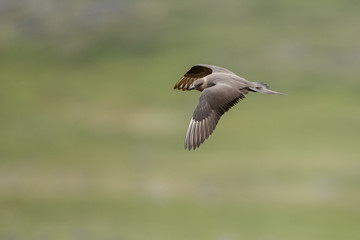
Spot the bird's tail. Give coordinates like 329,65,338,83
250,82,285,95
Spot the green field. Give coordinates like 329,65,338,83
1,0,360,239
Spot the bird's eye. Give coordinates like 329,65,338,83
196,83,202,87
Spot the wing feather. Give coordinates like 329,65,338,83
184,84,248,150
174,65,212,91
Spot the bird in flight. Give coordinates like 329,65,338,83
174,64,283,150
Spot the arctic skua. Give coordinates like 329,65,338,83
174,64,283,150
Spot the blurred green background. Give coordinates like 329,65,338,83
1,0,360,239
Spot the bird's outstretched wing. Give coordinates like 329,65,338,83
174,64,235,91
184,84,247,150
174,65,212,91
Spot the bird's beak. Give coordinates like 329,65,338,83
189,85,195,90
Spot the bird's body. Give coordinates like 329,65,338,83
174,64,283,150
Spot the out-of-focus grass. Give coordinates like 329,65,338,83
1,0,360,239
1,197,360,240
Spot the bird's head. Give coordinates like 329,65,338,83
189,79,207,92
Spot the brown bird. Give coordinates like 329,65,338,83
174,64,283,150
